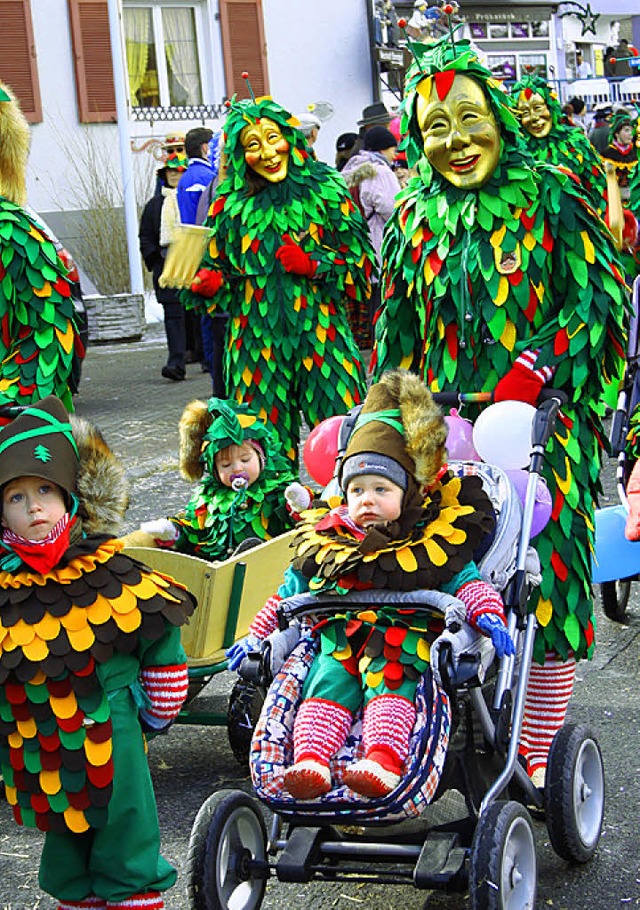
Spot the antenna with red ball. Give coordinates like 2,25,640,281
241,72,257,103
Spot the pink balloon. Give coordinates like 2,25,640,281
506,469,553,537
445,409,480,461
303,416,344,487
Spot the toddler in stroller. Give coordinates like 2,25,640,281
229,370,515,802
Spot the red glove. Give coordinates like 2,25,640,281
494,350,555,406
191,268,224,297
275,235,317,277
622,208,639,251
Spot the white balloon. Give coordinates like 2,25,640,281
472,401,536,470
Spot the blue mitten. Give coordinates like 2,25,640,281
226,635,260,671
475,613,515,658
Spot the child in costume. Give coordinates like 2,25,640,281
0,83,82,416
129,397,308,561
600,109,638,203
0,397,196,910
372,35,628,785
178,86,376,465
227,370,514,800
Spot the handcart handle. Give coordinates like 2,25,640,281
432,388,568,409
0,404,28,419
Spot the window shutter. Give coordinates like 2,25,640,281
0,0,42,122
219,0,269,99
68,0,116,122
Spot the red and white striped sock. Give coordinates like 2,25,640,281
362,695,416,772
519,651,576,775
57,899,106,909
106,893,163,910
293,698,353,765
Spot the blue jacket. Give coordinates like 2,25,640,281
177,158,216,225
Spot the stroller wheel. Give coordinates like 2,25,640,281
469,800,537,910
600,578,632,623
227,679,266,769
545,723,604,863
186,788,268,910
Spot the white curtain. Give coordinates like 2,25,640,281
163,8,201,105
124,8,152,104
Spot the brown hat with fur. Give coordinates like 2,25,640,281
339,370,447,497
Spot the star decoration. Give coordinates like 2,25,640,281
558,1,600,37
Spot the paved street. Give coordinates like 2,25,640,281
0,325,639,910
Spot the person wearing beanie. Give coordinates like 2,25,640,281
341,126,402,348
294,111,321,159
139,150,189,382
0,82,82,415
227,370,514,800
125,396,310,562
373,35,627,787
335,132,359,171
0,397,196,910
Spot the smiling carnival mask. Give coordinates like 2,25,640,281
240,117,290,183
416,73,501,189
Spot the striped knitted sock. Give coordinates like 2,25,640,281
293,698,353,764
362,694,416,771
57,899,106,909
106,893,163,909
140,663,189,724
519,651,576,775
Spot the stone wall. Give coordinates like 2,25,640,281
84,293,146,344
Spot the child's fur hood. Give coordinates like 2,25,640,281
0,80,30,206
71,416,129,535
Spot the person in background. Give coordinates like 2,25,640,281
588,104,613,155
335,132,359,171
295,111,322,159
177,127,226,396
607,39,634,77
575,50,593,79
139,149,188,382
600,108,638,202
341,125,401,348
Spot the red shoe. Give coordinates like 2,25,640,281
284,760,331,799
343,748,402,798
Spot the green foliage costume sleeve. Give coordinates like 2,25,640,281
372,38,628,665
180,97,375,463
0,202,80,412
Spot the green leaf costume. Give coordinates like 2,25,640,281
511,75,607,215
180,97,376,464
372,39,629,664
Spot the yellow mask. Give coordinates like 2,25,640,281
516,91,552,138
240,118,290,182
416,73,501,189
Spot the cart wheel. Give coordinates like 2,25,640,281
227,679,266,768
469,800,537,910
600,578,632,623
544,723,604,863
187,788,267,910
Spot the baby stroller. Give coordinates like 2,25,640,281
593,274,640,621
186,392,605,910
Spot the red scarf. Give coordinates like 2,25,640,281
2,513,72,574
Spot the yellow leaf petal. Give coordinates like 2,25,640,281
535,597,553,627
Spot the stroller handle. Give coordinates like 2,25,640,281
432,388,568,408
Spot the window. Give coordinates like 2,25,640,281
0,0,42,122
68,0,116,123
124,4,203,107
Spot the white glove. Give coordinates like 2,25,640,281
285,482,312,514
430,624,494,688
267,624,301,675
140,518,180,542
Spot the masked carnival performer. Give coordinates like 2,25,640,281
372,36,628,785
180,86,376,464
0,398,196,909
0,82,82,416
511,75,607,213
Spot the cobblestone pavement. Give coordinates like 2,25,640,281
0,327,639,910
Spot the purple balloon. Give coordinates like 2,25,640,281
506,469,553,537
445,409,480,461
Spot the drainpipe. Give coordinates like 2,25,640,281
106,0,144,295
365,0,382,102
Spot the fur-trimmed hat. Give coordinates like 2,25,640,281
179,397,288,484
0,80,30,207
339,370,447,496
0,397,129,535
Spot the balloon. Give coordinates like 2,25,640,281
472,401,536,471
445,408,480,461
506,469,553,537
303,415,344,487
